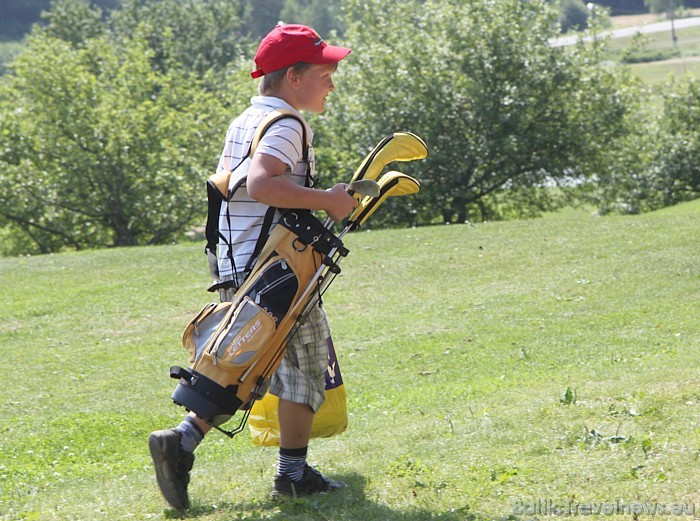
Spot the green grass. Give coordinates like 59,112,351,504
648,197,700,215
589,19,700,85
2,209,700,520
610,21,700,84
629,57,700,85
606,24,700,59
612,24,700,85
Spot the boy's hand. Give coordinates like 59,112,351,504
324,183,358,222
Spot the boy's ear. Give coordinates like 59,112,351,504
285,67,301,89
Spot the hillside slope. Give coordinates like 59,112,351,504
1,210,698,519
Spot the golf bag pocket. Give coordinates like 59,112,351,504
182,302,231,364
210,297,276,369
243,257,299,323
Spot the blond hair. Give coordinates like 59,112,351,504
257,61,339,96
258,62,313,96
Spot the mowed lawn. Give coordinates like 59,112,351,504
617,23,700,84
1,204,699,520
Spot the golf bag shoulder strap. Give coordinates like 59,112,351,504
204,110,309,287
207,109,309,200
251,109,309,165
239,110,310,277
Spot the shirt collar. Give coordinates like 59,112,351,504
250,96,313,141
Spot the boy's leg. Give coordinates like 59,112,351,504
278,399,314,449
148,413,211,510
149,283,237,509
276,400,314,483
270,306,346,497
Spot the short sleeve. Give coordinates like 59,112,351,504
255,118,305,170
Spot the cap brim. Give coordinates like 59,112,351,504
306,45,352,65
250,45,351,79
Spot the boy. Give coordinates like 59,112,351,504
147,24,356,510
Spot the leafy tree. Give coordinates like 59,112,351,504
558,0,590,33
0,31,246,254
589,0,646,14
657,79,700,202
584,88,660,214
41,0,106,45
0,0,118,40
241,0,285,39
0,0,287,255
590,77,700,214
645,0,684,13
280,0,345,37
110,0,252,76
320,0,638,225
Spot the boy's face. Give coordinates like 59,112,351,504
293,63,337,114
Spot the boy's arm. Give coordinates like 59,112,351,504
248,153,357,222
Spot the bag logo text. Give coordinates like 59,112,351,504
226,319,262,358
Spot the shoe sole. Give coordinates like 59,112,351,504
148,433,190,511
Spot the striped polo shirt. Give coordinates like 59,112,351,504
215,96,314,284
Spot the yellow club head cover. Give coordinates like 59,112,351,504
348,171,421,227
350,133,428,183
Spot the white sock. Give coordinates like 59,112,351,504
175,417,204,453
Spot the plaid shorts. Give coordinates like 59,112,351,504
220,284,330,413
269,303,330,412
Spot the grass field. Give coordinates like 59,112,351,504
609,9,700,30
602,22,700,84
629,56,700,85
1,203,699,520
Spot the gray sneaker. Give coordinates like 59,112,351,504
148,429,194,510
272,464,346,498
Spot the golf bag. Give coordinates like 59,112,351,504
170,209,348,433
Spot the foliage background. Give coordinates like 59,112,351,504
0,0,699,255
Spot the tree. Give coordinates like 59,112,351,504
110,0,252,77
0,31,246,254
319,0,638,225
589,77,700,214
0,0,264,254
0,0,119,40
41,0,106,45
280,0,345,38
589,0,646,14
558,0,590,33
240,0,285,39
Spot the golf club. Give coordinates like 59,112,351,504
308,171,422,305
346,171,421,230
322,179,380,229
347,179,380,198
350,132,428,184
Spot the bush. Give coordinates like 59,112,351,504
621,47,681,63
559,0,590,33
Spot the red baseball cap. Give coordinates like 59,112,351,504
251,24,351,79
